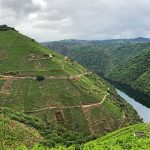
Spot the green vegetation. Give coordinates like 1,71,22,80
108,50,150,96
43,40,150,97
0,113,42,149
3,123,150,150
43,40,150,76
0,26,144,149
0,27,141,135
0,25,16,31
36,75,45,81
82,123,150,150
0,107,92,149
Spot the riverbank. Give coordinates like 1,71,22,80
111,82,150,123
109,81,150,108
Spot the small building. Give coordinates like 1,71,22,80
49,54,53,58
65,56,70,61
134,132,145,137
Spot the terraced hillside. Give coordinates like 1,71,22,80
0,26,141,139
42,40,150,76
108,50,150,97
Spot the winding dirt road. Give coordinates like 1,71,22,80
25,90,109,113
0,71,110,114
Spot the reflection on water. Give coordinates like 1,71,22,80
112,82,150,108
108,81,150,123
116,89,150,123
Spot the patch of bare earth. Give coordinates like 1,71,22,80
1,78,13,95
82,106,95,135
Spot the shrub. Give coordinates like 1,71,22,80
43,54,49,57
36,75,45,81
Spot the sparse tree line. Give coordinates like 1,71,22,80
0,24,17,31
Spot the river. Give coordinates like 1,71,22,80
116,88,150,123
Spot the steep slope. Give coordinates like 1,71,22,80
0,107,88,148
9,123,150,149
0,26,141,138
0,114,42,149
42,40,150,76
82,123,150,150
108,50,150,96
42,41,115,76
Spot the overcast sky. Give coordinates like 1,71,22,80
0,0,150,42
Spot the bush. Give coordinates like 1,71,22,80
43,54,49,57
0,24,16,31
32,39,35,42
36,75,45,81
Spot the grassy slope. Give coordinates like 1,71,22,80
0,114,42,149
1,107,90,148
0,29,141,142
9,123,150,150
108,50,150,96
82,123,150,150
0,30,86,75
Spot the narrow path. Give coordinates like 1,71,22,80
29,56,53,61
26,89,109,113
0,72,92,80
0,75,35,80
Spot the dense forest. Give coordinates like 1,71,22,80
108,50,150,96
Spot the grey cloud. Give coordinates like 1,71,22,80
1,0,150,41
0,0,41,18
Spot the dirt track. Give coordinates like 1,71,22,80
0,71,109,114
0,72,92,80
26,89,109,113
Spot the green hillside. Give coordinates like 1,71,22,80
42,40,150,76
6,123,150,150
0,26,142,148
82,123,150,150
42,43,116,76
0,113,42,149
0,107,89,149
108,50,150,96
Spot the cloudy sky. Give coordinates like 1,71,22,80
0,0,150,42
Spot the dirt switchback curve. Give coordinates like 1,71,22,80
25,89,110,113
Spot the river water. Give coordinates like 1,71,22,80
116,88,150,123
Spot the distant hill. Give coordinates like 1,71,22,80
42,39,150,76
108,50,150,96
43,37,150,46
0,26,142,144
